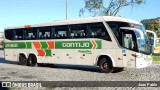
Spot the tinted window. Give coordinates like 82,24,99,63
38,27,52,39
15,29,24,40
25,28,37,40
89,23,111,41
107,22,130,46
70,24,87,38
55,26,68,39
107,22,138,51
5,29,14,40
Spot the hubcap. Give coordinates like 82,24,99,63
20,57,25,62
103,62,108,69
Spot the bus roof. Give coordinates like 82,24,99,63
5,16,142,29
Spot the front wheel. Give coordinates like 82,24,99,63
27,55,37,67
99,58,114,73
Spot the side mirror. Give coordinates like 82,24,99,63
149,38,154,45
120,27,144,39
146,30,157,39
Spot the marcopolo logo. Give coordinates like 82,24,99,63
78,50,92,54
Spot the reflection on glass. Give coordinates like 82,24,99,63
134,24,152,55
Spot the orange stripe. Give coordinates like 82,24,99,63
92,40,96,49
33,42,41,49
37,49,45,56
47,41,54,49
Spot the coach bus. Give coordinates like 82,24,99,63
4,16,152,73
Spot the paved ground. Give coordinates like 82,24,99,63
0,50,160,89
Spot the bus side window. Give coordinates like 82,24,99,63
5,30,14,40
38,27,52,39
70,24,87,38
89,22,111,41
55,25,68,39
25,28,37,40
14,29,24,40
71,33,74,38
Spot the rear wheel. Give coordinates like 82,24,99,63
19,54,27,65
99,58,114,73
27,55,37,67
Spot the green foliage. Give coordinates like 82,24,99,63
79,0,146,17
141,17,160,37
152,56,160,62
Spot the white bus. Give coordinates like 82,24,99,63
4,16,152,73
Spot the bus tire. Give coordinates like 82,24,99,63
27,55,37,67
19,54,27,65
98,58,114,73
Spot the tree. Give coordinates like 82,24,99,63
141,17,160,37
79,0,146,17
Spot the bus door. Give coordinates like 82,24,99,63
122,30,136,68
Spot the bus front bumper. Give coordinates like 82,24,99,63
136,58,152,68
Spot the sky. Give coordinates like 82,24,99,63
0,0,159,32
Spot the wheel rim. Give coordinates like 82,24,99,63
30,57,36,66
102,61,109,70
20,57,26,64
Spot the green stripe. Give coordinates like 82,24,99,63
4,42,32,49
55,40,102,49
40,42,48,49
26,42,32,48
95,40,102,49
55,41,92,49
45,50,51,56
4,40,102,49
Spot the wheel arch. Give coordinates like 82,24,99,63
28,53,38,59
19,53,28,59
96,54,115,67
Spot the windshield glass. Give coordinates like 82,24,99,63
107,21,152,55
107,22,138,52
133,24,152,55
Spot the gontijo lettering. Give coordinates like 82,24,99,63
55,40,102,49
62,42,90,48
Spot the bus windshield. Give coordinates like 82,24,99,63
107,22,152,55
133,25,152,55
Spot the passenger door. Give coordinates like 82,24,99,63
122,32,136,68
